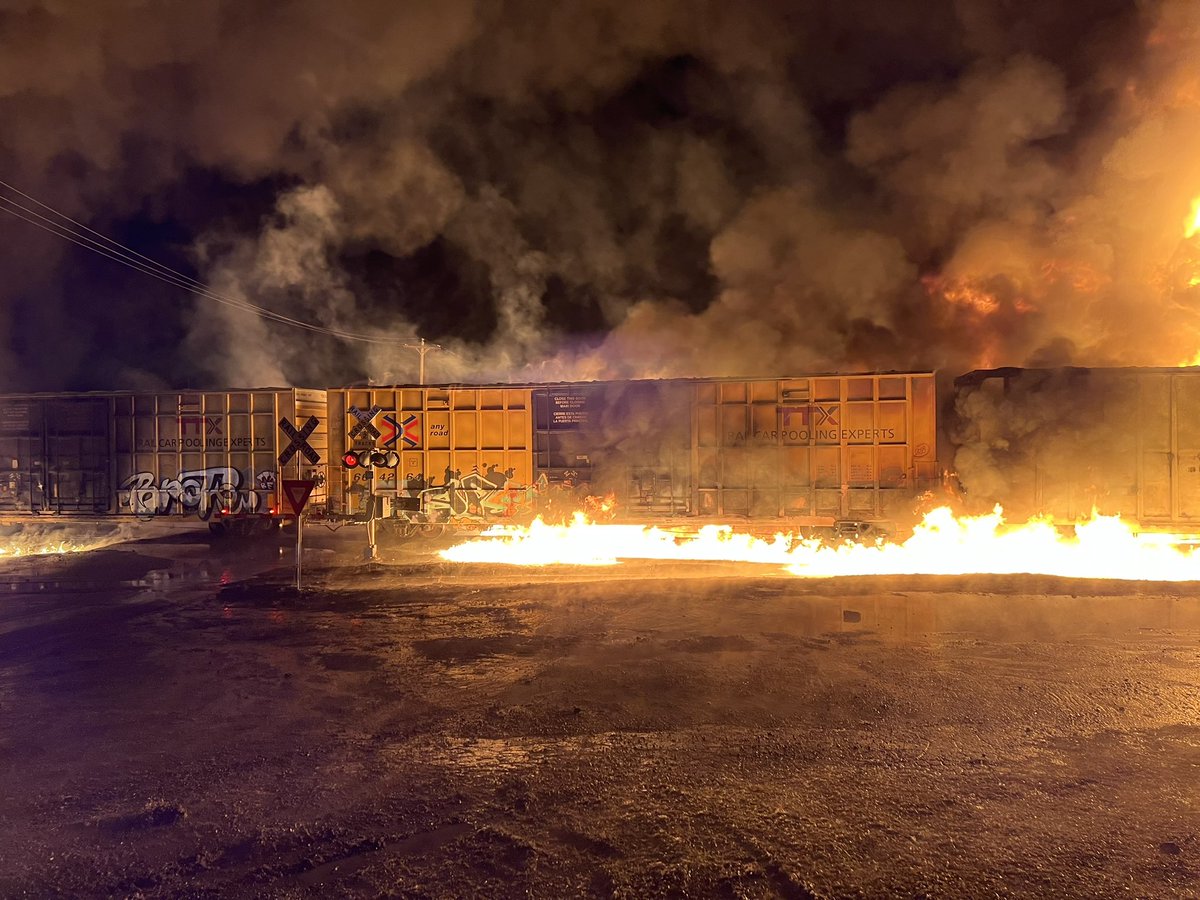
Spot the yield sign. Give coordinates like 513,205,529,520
281,479,316,516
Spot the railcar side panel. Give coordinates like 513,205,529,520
693,373,938,523
0,389,328,523
533,381,693,517
329,386,535,522
953,367,1200,529
0,396,111,513
114,389,329,521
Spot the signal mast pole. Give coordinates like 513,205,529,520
364,338,443,561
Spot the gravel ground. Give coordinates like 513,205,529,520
0,528,1198,898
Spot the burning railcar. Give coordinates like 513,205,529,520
330,372,939,535
19,366,1200,541
0,373,939,537
952,367,1200,533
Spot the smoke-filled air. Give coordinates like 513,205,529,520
4,0,1200,391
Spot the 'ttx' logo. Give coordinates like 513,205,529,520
779,405,839,427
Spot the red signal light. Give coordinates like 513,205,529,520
341,450,362,468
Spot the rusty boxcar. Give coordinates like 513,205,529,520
0,389,329,534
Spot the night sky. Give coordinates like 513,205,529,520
2,0,1197,392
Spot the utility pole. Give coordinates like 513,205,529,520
401,337,443,385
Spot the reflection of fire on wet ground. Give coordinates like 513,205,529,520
0,541,81,558
0,523,131,559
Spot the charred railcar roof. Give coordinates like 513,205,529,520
342,371,935,390
0,387,320,398
956,366,1200,389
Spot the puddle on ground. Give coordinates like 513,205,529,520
293,823,471,887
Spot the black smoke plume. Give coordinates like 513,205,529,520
2,1,1197,419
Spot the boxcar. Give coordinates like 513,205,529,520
0,389,328,534
954,367,1200,531
330,372,939,533
0,374,939,537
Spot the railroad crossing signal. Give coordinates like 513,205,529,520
278,416,321,466
341,449,399,469
281,479,316,515
348,404,382,441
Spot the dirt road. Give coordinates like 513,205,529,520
1,531,1198,897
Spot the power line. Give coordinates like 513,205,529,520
0,189,396,342
1,179,213,291
0,196,394,342
0,180,409,346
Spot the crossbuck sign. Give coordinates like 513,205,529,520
278,416,321,467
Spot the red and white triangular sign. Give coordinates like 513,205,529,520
281,479,316,516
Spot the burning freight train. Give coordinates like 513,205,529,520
0,366,1199,541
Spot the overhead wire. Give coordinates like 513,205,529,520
0,179,409,345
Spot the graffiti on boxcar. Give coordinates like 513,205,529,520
119,466,262,518
387,466,539,521
420,476,539,519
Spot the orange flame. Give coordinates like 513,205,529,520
923,274,1001,314
1039,259,1107,294
1171,194,1200,362
1186,196,1200,240
583,493,618,521
440,506,1200,581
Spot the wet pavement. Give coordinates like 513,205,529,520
0,526,1198,897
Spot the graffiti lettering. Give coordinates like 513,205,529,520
420,478,539,520
118,466,262,518
381,467,538,522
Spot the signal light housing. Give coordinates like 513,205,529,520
365,450,399,468
340,449,398,469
